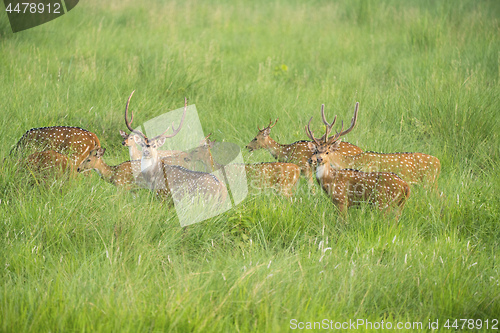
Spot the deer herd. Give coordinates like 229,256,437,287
10,91,441,219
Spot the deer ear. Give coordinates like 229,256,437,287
97,147,106,157
328,140,341,151
133,135,143,145
155,137,167,148
119,130,128,139
307,142,316,151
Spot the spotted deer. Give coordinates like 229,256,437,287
319,103,440,188
305,106,410,216
76,147,227,205
120,91,228,204
244,162,301,197
120,91,188,189
246,118,362,189
12,126,101,171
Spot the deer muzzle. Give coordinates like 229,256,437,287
308,156,320,165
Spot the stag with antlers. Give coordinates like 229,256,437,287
306,103,410,215
119,91,227,205
121,91,188,190
317,103,440,188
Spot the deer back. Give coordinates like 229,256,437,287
15,126,101,167
342,151,440,186
336,141,363,156
280,141,316,165
413,153,441,186
161,164,227,202
161,149,212,172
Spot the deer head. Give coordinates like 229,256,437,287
77,147,106,173
306,102,359,166
187,133,217,171
246,118,278,152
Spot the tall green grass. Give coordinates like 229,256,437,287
0,0,499,331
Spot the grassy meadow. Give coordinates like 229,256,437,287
0,0,499,331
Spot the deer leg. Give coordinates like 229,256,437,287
386,199,404,221
393,206,404,221
279,176,295,198
156,189,175,208
280,186,290,198
332,192,348,220
380,202,395,221
431,175,440,193
337,203,348,221
303,164,317,194
286,184,299,200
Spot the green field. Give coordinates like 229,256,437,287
1,0,499,331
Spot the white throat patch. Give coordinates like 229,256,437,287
141,158,155,172
316,164,327,180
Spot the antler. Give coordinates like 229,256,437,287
152,97,188,140
319,104,337,143
327,102,359,144
198,133,213,146
258,118,278,132
304,117,321,146
124,90,146,139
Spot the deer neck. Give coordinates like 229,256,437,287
315,162,335,186
95,160,118,183
128,144,142,160
265,137,289,161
